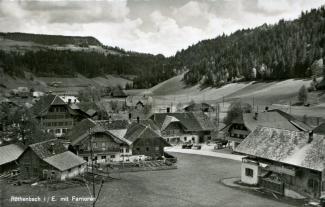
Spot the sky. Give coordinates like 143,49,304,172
0,0,324,56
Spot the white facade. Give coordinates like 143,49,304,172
165,134,199,144
241,160,259,185
60,164,86,181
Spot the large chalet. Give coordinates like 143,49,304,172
235,126,325,199
149,112,215,144
221,109,312,150
31,94,90,137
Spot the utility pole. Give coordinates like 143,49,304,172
89,128,96,207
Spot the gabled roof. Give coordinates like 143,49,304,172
222,110,312,133
150,112,215,132
29,139,67,159
313,123,325,135
0,143,26,166
67,118,131,146
124,123,169,147
235,126,325,171
43,151,86,172
96,120,130,130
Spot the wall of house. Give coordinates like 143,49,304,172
77,132,129,163
241,161,259,185
59,164,86,181
18,149,56,179
132,137,167,159
41,105,77,137
281,167,321,199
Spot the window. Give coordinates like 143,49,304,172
55,129,61,134
184,137,187,141
62,129,67,133
110,155,115,158
83,157,88,161
146,147,149,152
101,156,106,160
245,168,254,177
126,149,129,153
192,137,195,141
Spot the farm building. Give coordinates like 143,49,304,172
221,109,312,150
66,118,132,163
96,119,130,140
184,102,214,113
124,123,170,159
0,143,25,174
18,139,86,181
149,112,215,144
31,94,90,137
235,126,325,199
313,123,325,135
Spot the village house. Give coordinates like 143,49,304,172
149,112,215,144
221,109,312,150
184,102,214,113
124,123,170,159
235,126,325,199
66,118,132,163
0,143,25,174
313,122,325,135
31,94,90,137
18,139,86,181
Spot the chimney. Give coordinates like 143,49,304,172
50,142,55,155
254,112,258,120
308,131,313,143
265,106,269,111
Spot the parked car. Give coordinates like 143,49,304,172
192,145,201,150
182,143,193,149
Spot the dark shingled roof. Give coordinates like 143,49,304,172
96,120,130,130
0,143,26,165
43,151,86,172
150,112,214,132
235,126,325,171
124,123,170,146
29,139,67,159
67,118,131,146
313,123,325,135
31,94,56,116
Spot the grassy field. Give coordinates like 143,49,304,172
1,153,300,207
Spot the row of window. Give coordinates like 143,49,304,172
45,114,71,119
83,155,116,161
47,128,70,134
43,121,73,127
233,124,245,130
231,133,245,139
49,107,67,113
136,146,159,152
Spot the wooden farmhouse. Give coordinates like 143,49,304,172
221,109,312,150
18,139,86,181
149,112,215,144
31,94,90,137
66,118,132,163
236,126,325,199
0,143,25,174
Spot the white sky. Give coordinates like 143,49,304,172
0,0,324,56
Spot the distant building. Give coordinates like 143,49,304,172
236,126,325,199
18,139,86,181
111,88,127,98
66,118,132,163
149,112,215,144
221,109,312,150
0,143,25,174
313,122,325,135
124,123,170,159
184,102,214,113
31,95,90,137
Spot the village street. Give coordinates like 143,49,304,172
2,153,301,207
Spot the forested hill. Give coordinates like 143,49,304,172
0,32,102,46
0,33,177,89
176,6,325,86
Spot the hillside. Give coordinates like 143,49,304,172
143,74,325,119
0,33,175,89
175,6,325,87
